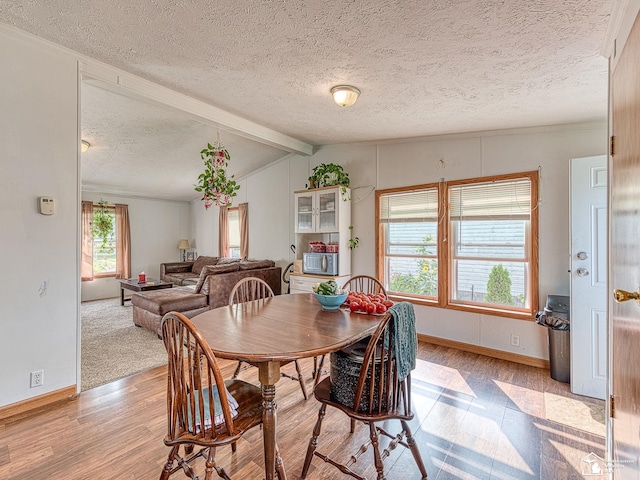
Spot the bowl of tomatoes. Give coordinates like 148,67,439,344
344,291,394,315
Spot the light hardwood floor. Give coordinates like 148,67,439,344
0,342,605,479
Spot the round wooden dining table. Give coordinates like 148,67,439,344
190,292,383,480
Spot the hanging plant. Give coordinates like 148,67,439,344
347,225,360,250
93,200,114,251
194,133,240,209
307,163,350,190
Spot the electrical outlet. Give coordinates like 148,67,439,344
30,370,44,388
510,334,520,347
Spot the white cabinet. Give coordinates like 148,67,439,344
293,185,351,278
295,187,346,233
289,273,352,294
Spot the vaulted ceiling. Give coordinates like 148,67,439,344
0,0,611,201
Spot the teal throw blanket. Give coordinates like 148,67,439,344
389,302,417,381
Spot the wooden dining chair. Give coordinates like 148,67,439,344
228,277,309,400
312,275,388,384
159,311,285,480
301,302,427,480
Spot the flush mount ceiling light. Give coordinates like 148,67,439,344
331,85,361,107
81,140,90,153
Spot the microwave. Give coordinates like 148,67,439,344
303,252,339,276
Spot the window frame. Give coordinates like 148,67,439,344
376,171,539,320
377,183,442,306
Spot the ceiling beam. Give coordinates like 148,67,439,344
81,60,313,156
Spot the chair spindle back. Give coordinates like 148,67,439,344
161,312,237,443
228,277,274,304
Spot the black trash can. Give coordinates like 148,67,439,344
536,295,570,383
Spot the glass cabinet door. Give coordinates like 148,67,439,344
294,187,342,233
295,192,314,232
316,189,339,232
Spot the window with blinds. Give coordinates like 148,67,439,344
378,186,440,301
449,178,533,310
376,171,538,318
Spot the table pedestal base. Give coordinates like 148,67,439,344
260,362,287,480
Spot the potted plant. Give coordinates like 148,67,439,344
93,200,114,251
194,140,240,209
307,163,350,190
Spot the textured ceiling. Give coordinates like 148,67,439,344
80,83,286,201
0,0,611,201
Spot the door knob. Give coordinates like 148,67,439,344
576,251,588,260
576,268,589,277
613,288,640,305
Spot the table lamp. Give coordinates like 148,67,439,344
179,239,190,261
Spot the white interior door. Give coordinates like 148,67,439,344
570,155,607,400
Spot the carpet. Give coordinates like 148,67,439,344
544,392,606,437
81,298,167,391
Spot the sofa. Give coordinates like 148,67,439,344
160,256,221,285
132,258,282,336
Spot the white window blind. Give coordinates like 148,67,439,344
380,189,438,222
449,179,531,221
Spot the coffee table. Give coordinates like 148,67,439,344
119,278,173,306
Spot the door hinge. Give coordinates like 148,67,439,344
610,135,615,156
610,394,615,418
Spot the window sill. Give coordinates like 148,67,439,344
388,294,535,321
388,294,440,308
445,302,535,321
93,273,116,279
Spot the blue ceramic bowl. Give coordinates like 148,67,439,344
313,292,348,311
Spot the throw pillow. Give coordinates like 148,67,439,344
239,259,275,270
193,267,209,294
194,263,240,294
209,263,240,274
191,256,219,274
217,257,242,265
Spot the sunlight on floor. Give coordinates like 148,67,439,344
544,392,606,437
494,379,545,418
414,359,477,396
410,355,606,479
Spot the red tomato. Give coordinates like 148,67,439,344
365,303,376,314
349,302,360,312
376,303,387,314
383,300,394,308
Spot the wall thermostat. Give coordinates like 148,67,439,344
38,196,55,215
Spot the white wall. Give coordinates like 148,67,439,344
204,124,607,361
0,28,79,406
81,192,191,301
0,26,196,408
190,197,216,257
